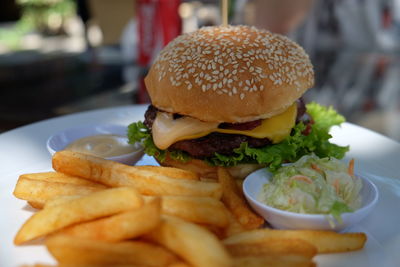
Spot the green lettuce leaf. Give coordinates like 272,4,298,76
127,121,166,162
127,102,349,171
330,201,353,224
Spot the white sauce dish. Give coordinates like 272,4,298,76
243,168,379,231
46,124,143,165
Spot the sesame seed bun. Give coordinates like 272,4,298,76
145,25,314,123
161,153,263,179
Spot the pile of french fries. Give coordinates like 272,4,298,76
13,150,367,267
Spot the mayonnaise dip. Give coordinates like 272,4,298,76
65,134,137,158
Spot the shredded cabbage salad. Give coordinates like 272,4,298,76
258,154,362,223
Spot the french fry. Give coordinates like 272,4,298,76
146,195,229,228
168,263,192,267
225,238,317,258
145,215,232,267
46,234,179,267
52,150,222,198
22,264,159,267
236,179,244,189
233,255,315,267
200,224,227,239
20,264,55,267
27,201,45,209
135,165,199,180
217,167,264,230
44,195,82,208
19,172,105,186
200,177,217,183
21,264,138,267
223,210,247,238
223,229,367,253
59,197,161,242
13,177,106,208
14,187,143,245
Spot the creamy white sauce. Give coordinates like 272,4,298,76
66,134,136,157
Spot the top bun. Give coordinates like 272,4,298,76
145,25,314,123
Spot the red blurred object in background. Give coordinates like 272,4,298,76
137,0,182,103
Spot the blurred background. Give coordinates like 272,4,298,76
0,0,399,142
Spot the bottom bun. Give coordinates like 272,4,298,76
160,154,263,179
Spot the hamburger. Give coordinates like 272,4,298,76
128,25,348,178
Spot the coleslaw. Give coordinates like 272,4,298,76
258,154,362,222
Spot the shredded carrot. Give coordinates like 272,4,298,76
348,158,355,176
289,175,313,184
311,163,323,173
333,179,340,194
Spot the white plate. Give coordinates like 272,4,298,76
0,105,400,267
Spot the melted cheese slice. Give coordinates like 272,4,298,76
152,103,297,150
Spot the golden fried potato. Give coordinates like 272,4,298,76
135,165,199,180
53,151,222,198
59,197,161,242
217,167,264,230
145,215,232,267
223,229,367,253
225,238,317,258
46,234,179,266
233,255,315,267
147,195,229,228
19,172,105,186
13,177,105,208
14,187,143,245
